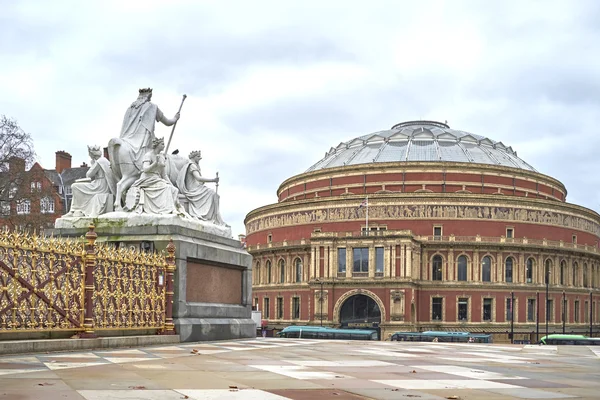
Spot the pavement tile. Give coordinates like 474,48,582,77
77,389,183,400
486,388,578,398
0,389,86,400
268,388,366,399
0,338,598,399
176,389,291,399
491,378,573,388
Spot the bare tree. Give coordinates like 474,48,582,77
0,115,36,200
0,116,55,232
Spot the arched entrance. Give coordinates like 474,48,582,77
339,294,382,338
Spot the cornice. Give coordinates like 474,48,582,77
277,161,567,198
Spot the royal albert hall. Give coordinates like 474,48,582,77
245,120,600,341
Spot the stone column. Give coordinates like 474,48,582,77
497,251,503,283
473,249,480,282
448,248,454,281
405,245,412,278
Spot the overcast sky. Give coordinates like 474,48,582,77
2,0,599,236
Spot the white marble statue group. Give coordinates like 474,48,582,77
65,88,226,227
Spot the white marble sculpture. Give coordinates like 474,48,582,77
55,88,232,238
108,88,180,210
177,150,226,225
65,145,116,217
125,137,183,215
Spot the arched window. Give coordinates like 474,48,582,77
432,255,443,281
294,258,302,283
573,262,578,286
266,261,272,284
583,263,588,287
545,259,552,285
279,259,285,283
457,255,467,281
560,260,566,285
505,257,514,283
526,258,534,283
481,256,491,282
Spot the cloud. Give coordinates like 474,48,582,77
1,0,600,236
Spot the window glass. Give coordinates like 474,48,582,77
295,258,302,283
375,247,384,273
482,256,491,282
457,255,467,281
483,298,492,321
353,248,369,273
505,257,513,283
337,248,346,273
526,258,534,283
432,255,443,281
458,298,468,321
432,297,443,320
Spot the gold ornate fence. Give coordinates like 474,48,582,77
0,225,175,337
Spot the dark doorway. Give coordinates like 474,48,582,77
339,294,381,338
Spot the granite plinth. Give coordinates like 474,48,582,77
51,221,253,342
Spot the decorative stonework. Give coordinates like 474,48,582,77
390,290,405,321
332,289,386,324
246,202,600,236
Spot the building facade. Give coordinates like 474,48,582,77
0,151,88,233
245,121,600,341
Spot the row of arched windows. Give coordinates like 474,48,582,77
253,258,303,285
431,254,599,287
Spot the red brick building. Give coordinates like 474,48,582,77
245,120,600,341
0,151,88,232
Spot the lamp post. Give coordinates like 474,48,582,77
316,279,324,327
545,265,550,340
590,292,593,338
562,291,566,334
536,291,540,343
510,291,514,344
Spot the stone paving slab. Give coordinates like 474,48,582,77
0,338,599,399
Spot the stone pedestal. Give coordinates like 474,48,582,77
53,215,254,342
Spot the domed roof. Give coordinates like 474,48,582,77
306,121,536,172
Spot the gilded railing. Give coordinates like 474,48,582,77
92,244,167,330
0,231,85,332
0,225,176,337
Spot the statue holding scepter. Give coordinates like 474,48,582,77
108,88,184,210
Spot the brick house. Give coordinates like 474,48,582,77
0,151,88,232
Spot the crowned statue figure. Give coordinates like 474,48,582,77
177,150,226,226
125,137,183,215
117,88,180,172
66,145,116,217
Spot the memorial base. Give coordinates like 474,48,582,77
53,215,254,342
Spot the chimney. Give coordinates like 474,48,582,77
55,151,72,174
8,157,25,172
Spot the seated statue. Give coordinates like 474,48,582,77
125,137,182,215
176,150,226,225
66,145,116,217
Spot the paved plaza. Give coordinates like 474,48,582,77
0,338,599,399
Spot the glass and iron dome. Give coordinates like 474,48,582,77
306,120,536,172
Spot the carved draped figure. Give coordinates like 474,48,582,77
126,153,181,215
119,101,166,171
176,162,226,225
67,157,116,217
